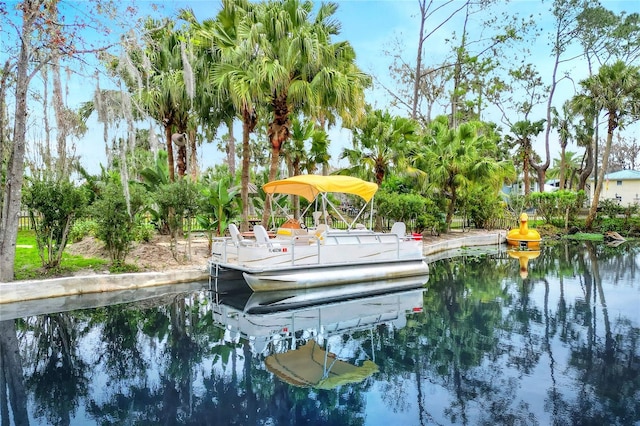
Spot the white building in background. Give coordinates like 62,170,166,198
591,170,640,206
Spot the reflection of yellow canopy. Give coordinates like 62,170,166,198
264,340,378,389
263,175,379,202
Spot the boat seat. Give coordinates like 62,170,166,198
390,222,406,239
229,223,251,246
312,224,329,244
253,225,281,248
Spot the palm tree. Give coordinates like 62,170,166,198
282,116,313,217
506,119,545,196
580,61,640,229
413,117,515,228
255,0,371,225
141,22,196,181
548,151,581,190
306,127,330,175
195,0,263,231
339,109,418,186
551,101,573,190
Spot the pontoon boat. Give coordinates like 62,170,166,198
209,175,428,291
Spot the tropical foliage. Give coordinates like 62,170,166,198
2,0,640,279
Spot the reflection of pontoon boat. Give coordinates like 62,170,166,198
209,175,429,292
209,286,426,389
214,274,429,314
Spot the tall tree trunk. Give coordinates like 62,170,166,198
262,143,281,227
240,123,250,232
262,95,290,227
52,46,68,177
189,128,197,181
559,142,567,189
578,139,594,191
164,124,175,182
1,1,46,282
445,186,457,229
177,144,187,178
522,148,531,197
411,0,427,120
0,61,11,224
41,65,53,171
450,4,469,129
585,121,615,229
226,117,236,177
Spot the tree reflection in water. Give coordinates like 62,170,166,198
0,242,637,425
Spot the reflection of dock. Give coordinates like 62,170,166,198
0,281,208,321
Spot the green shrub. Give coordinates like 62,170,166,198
92,176,146,266
599,199,624,219
464,188,503,229
69,218,98,243
597,217,624,233
22,177,87,268
416,213,446,234
133,221,155,243
375,190,439,231
154,179,201,258
528,190,584,227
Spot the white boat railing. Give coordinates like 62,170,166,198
211,230,420,268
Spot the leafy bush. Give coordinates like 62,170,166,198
597,217,624,233
375,191,439,226
464,187,504,229
529,190,584,228
198,176,241,249
154,179,201,258
92,176,146,266
416,212,446,234
69,218,98,243
133,221,156,242
22,177,87,268
598,198,624,219
627,217,640,237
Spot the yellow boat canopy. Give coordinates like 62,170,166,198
262,175,378,202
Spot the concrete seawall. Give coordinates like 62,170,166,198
0,268,209,305
423,231,507,259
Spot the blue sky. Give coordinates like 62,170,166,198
3,0,639,174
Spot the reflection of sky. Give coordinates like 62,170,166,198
364,246,639,425
14,245,640,425
3,1,638,175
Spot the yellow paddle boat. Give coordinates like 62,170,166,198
507,213,541,249
508,249,540,279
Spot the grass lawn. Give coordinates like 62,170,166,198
14,230,107,280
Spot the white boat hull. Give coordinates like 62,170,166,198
243,258,429,291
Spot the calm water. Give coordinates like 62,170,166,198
1,241,639,425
